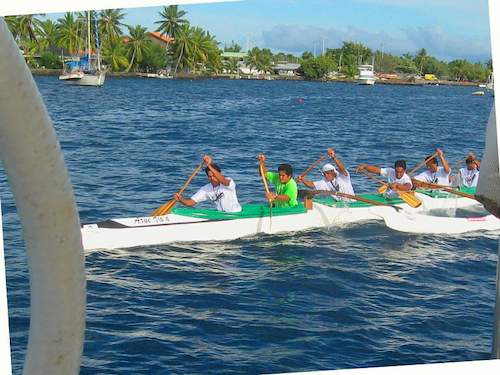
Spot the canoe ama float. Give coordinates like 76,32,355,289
81,188,498,250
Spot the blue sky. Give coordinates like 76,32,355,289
47,0,491,62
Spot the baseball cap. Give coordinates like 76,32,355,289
322,163,337,173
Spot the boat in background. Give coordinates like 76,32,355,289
59,10,106,87
486,73,494,96
357,57,376,85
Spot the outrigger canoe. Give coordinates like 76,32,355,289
81,188,498,251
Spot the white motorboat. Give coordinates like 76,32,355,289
358,61,376,85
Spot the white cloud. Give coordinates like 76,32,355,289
260,24,491,62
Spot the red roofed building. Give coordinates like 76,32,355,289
148,32,174,47
123,32,174,48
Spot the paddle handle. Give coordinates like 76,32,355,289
359,169,388,186
298,155,327,179
411,179,476,200
151,161,206,216
408,151,438,176
177,161,206,196
259,162,271,194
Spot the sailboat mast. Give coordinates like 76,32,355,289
87,11,91,70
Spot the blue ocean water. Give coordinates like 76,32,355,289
2,77,497,374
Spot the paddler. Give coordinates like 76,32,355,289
297,148,355,201
356,160,412,197
258,154,298,208
174,155,242,212
412,148,451,187
459,152,480,188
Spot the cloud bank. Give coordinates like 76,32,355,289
259,24,491,62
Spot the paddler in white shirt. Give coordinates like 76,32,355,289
297,148,355,201
459,152,480,188
174,155,242,213
356,160,412,197
413,148,451,187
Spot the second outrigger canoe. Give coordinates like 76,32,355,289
81,188,499,251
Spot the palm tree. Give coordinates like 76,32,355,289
56,13,83,55
155,5,188,40
99,9,126,47
38,19,59,53
224,58,239,74
173,24,194,74
124,25,152,72
5,15,43,51
102,41,129,71
245,47,260,73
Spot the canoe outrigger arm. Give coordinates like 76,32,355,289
0,19,86,374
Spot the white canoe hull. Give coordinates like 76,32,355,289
82,202,377,250
375,207,500,234
81,193,482,250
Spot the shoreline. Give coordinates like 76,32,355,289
31,69,481,87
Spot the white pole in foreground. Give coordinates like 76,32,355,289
478,107,500,357
0,18,85,374
0,199,12,374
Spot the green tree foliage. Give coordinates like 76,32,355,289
138,43,167,72
155,5,188,40
124,25,152,72
300,55,335,79
102,41,128,71
245,47,273,74
224,41,242,52
4,10,492,81
39,51,61,69
98,9,126,46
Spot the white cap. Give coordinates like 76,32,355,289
322,163,337,173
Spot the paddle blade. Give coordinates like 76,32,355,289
378,185,388,194
398,191,422,208
151,199,177,217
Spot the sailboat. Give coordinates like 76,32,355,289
59,10,106,86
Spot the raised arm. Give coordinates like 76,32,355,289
468,152,481,169
356,163,381,175
203,155,231,186
327,148,348,176
296,175,316,189
436,148,450,174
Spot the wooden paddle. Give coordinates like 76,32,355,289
358,170,422,208
151,161,205,216
303,189,402,211
408,151,439,176
259,159,273,228
411,179,477,200
297,155,327,180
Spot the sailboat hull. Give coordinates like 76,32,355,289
66,71,106,86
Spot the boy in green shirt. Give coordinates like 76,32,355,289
258,154,298,208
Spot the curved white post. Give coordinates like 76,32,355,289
0,18,85,374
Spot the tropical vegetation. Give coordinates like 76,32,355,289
5,7,492,82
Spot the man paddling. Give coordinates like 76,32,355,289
258,154,298,208
459,152,481,188
174,155,242,212
297,148,355,201
413,148,451,187
356,160,412,197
